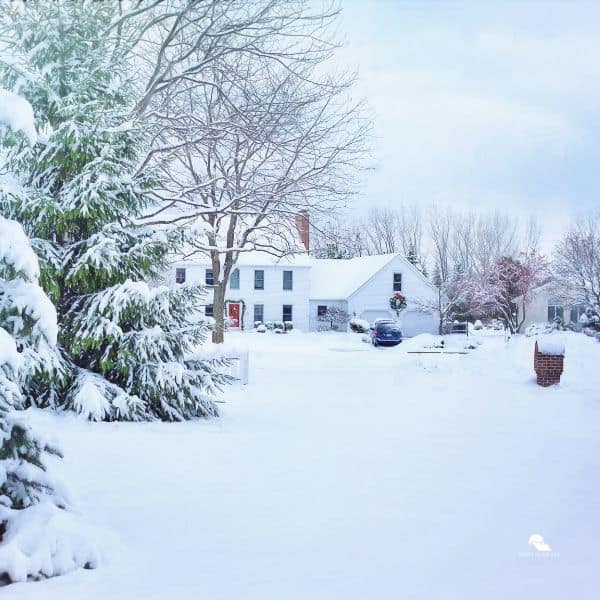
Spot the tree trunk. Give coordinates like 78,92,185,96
212,282,226,344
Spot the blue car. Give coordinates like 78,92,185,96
370,322,403,346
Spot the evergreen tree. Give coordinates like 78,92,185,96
0,216,62,511
0,2,228,421
406,244,419,266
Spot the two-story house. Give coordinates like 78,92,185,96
168,251,438,335
171,251,312,330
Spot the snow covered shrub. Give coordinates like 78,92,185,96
256,324,267,333
284,321,293,332
580,306,600,339
349,317,370,333
525,323,554,337
0,217,98,584
0,2,228,421
254,321,263,329
473,320,483,330
264,322,275,331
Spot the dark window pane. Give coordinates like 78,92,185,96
205,304,214,317
283,305,293,322
254,304,264,323
393,273,402,291
230,268,240,289
317,305,327,316
205,269,214,285
175,268,186,284
254,270,264,290
283,270,293,290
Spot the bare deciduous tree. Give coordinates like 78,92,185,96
138,3,369,342
553,212,600,307
364,207,399,254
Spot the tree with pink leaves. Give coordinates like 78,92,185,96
465,253,549,334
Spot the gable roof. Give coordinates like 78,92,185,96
309,253,399,299
172,249,311,268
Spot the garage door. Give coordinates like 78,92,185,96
400,310,437,337
360,310,395,325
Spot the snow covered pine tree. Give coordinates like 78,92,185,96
0,94,97,583
0,2,229,421
0,217,98,584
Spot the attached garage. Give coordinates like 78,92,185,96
360,309,395,325
309,254,439,335
399,310,437,337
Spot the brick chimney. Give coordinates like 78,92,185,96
295,210,310,252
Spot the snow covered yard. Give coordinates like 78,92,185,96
6,331,600,599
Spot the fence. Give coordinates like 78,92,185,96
222,349,249,385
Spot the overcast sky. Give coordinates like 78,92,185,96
337,0,600,244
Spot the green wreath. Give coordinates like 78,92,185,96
389,291,407,312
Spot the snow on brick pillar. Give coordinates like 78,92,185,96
534,340,565,387
295,210,310,252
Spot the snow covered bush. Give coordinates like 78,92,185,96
349,317,370,333
0,2,229,421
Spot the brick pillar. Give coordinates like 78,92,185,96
534,341,565,387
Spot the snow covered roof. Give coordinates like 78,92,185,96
309,253,399,299
174,250,311,268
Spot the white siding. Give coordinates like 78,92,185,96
168,263,311,331
348,256,437,336
522,291,551,328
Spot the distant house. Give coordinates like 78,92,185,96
168,251,438,335
521,284,588,329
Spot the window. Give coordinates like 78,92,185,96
570,304,586,323
547,299,563,322
283,270,293,290
175,268,186,284
254,304,264,323
393,273,402,292
283,304,293,322
254,269,264,290
230,268,240,290
205,268,214,286
205,304,214,317
317,305,327,317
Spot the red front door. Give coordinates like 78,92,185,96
228,303,241,328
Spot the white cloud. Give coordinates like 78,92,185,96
333,1,600,242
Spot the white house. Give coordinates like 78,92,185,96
168,251,438,335
522,284,588,329
308,254,438,336
170,251,312,330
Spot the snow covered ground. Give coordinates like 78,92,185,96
6,330,600,599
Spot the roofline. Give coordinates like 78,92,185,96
346,253,435,301
171,259,311,268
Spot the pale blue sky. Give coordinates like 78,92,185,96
337,0,600,243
